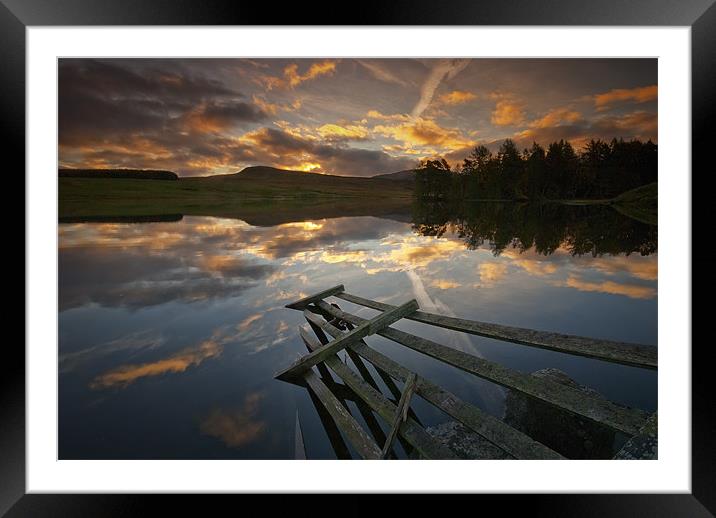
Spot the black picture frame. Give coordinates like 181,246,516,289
5,0,711,514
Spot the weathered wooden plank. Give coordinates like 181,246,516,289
306,384,352,459
322,315,410,410
303,369,382,459
613,413,658,460
334,292,657,370
299,327,457,459
285,284,345,310
307,307,563,459
381,373,418,459
315,301,648,437
307,313,417,455
301,317,337,383
346,348,381,391
275,299,418,381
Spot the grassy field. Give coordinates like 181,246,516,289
59,170,414,224
59,168,656,226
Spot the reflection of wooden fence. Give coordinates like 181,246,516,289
278,284,658,460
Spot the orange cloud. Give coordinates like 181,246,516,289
252,95,301,116
512,259,559,276
438,90,477,105
182,101,266,134
284,60,337,88
238,313,263,331
292,162,323,172
319,250,369,264
589,256,658,281
431,279,461,289
362,239,465,273
90,340,221,389
491,100,526,126
317,123,369,141
201,254,254,275
529,107,583,128
479,262,508,284
200,393,266,448
366,110,410,122
373,118,474,150
256,60,338,91
604,110,658,134
594,85,657,110
564,275,656,299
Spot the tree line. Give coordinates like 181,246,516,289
59,169,179,180
412,199,657,257
414,138,657,201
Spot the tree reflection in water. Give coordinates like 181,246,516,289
411,199,657,257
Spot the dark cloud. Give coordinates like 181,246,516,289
509,111,657,151
248,216,409,259
58,216,408,312
58,58,657,177
59,245,276,310
243,127,413,176
201,102,266,124
311,144,414,177
59,59,239,104
58,59,263,148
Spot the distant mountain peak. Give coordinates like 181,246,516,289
236,165,324,177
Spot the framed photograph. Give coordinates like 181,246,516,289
7,0,711,513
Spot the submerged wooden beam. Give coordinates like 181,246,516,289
275,299,418,381
294,410,306,460
303,369,382,459
285,284,345,310
315,301,648,437
307,311,420,455
309,310,412,415
334,292,657,370
299,327,457,459
381,373,418,459
306,385,352,459
307,307,563,459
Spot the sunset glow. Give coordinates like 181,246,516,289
59,58,657,177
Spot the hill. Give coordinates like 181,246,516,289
59,165,414,221
189,165,416,196
371,169,415,182
229,165,321,178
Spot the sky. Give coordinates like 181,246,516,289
58,58,657,177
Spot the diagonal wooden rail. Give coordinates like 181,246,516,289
316,300,648,436
302,369,382,459
274,298,418,381
380,372,417,459
278,285,657,459
304,309,563,459
334,291,657,369
286,284,345,310
299,327,458,459
305,312,415,456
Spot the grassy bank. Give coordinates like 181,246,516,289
59,174,414,225
610,182,658,225
59,172,656,226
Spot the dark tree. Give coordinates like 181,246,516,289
414,138,656,201
414,158,454,199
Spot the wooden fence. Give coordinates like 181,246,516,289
277,284,657,460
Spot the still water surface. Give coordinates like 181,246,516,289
59,204,657,459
